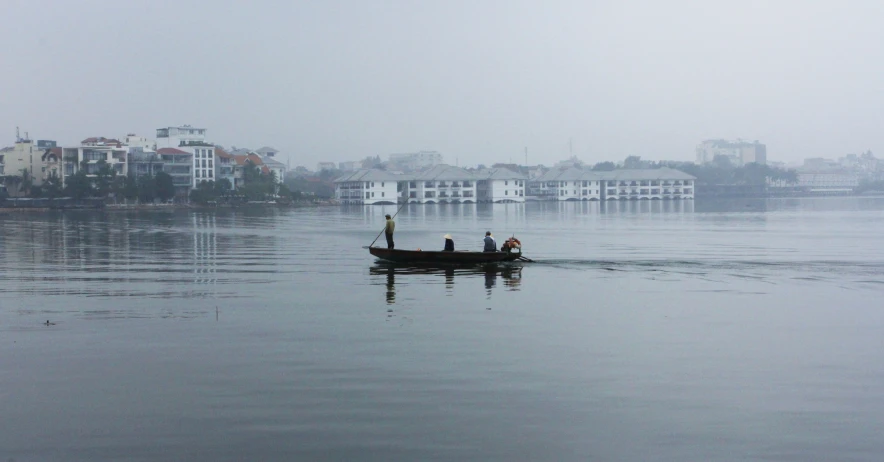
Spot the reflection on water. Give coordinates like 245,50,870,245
0,211,282,300
370,263,523,304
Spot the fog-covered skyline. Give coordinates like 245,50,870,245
2,0,882,168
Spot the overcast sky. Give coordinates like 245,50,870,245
2,0,882,168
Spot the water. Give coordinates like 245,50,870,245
2,198,884,461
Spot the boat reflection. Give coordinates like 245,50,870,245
370,263,523,305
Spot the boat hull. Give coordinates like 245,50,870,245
369,247,522,264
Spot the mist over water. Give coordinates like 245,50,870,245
2,198,884,461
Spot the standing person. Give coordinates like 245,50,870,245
443,234,455,251
483,231,497,252
384,214,395,249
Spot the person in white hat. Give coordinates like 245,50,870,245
443,233,455,251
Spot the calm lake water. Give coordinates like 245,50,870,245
2,198,884,461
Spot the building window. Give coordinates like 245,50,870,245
381,192,385,197
381,182,385,187
505,180,508,185
371,192,375,198
365,192,370,199
505,190,508,195
371,182,375,187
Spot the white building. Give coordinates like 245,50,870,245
255,146,279,158
388,151,443,171
599,169,695,200
261,156,286,183
155,125,207,149
123,133,155,151
528,167,695,201
179,144,216,188
796,169,858,193
317,162,336,171
62,137,128,186
696,139,767,166
334,169,400,205
156,148,195,193
531,168,603,201
476,168,528,202
403,165,478,204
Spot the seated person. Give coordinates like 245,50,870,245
483,231,496,252
443,234,455,251
501,237,521,253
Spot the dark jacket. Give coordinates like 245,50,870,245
443,239,454,251
483,235,496,252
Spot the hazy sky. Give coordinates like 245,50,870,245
2,0,882,168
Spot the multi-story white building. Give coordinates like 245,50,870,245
334,169,400,205
476,168,528,202
123,133,155,151
180,143,216,188
696,139,766,166
155,125,207,149
214,148,236,189
62,137,128,186
796,169,858,193
531,168,603,201
388,151,443,171
156,148,194,194
403,165,478,204
599,168,695,200
528,167,695,201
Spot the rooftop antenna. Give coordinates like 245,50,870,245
525,146,527,166
16,126,20,142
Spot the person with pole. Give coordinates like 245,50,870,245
384,214,396,249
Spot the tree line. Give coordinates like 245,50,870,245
1,159,304,204
590,156,798,187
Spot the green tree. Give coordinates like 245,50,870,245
155,171,176,202
20,169,33,196
190,180,218,204
122,175,139,201
137,175,156,203
94,160,115,197
44,172,63,199
214,178,232,196
64,170,94,199
592,161,616,171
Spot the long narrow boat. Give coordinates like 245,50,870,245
369,247,523,264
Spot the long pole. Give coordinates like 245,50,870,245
367,197,409,248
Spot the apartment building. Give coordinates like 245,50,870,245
402,165,478,204
335,169,400,205
475,168,528,203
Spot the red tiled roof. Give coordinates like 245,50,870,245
233,153,265,166
261,166,270,174
157,147,191,155
215,147,233,159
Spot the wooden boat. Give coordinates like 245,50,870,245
369,247,523,264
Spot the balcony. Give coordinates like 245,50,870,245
438,182,449,187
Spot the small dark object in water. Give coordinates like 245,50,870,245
44,320,55,326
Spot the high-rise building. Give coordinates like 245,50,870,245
696,139,766,166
